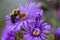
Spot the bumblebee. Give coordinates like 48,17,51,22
11,9,27,23
11,9,20,23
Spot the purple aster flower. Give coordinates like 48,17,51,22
5,2,43,30
22,19,51,40
54,27,60,40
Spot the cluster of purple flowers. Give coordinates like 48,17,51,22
2,2,51,40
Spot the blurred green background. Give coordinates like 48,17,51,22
0,0,60,40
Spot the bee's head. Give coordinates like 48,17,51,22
12,9,20,16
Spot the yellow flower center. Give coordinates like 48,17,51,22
19,12,27,20
33,30,40,36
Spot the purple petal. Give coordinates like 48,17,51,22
5,13,12,25
27,19,35,27
42,22,48,25
42,24,51,33
38,19,44,28
32,37,39,40
39,10,43,16
27,2,36,14
10,21,21,32
39,19,44,25
5,13,11,22
22,21,30,32
23,31,29,35
19,4,24,11
38,37,41,40
24,34,32,40
25,2,28,13
2,30,16,40
40,33,48,40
